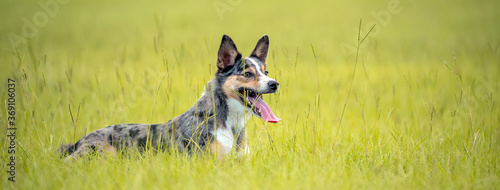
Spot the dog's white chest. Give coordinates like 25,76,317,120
215,128,233,155
213,98,251,155
225,98,251,130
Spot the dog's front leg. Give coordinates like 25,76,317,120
236,130,250,158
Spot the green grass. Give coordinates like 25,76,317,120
1,0,499,189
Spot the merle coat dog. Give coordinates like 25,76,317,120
59,35,280,160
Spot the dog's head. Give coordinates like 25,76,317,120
215,35,280,123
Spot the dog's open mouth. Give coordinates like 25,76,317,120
237,88,280,123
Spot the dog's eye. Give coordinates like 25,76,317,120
265,71,269,75
244,72,252,78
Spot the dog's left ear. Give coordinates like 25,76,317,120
250,35,269,65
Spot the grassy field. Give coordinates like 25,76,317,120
1,0,499,189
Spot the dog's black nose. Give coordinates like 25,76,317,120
268,81,279,91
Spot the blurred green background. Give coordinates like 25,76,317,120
1,0,499,189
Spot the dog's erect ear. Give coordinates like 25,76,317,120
250,35,269,65
217,35,240,70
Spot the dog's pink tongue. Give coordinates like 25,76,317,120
248,97,281,123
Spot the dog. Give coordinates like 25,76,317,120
58,35,280,160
